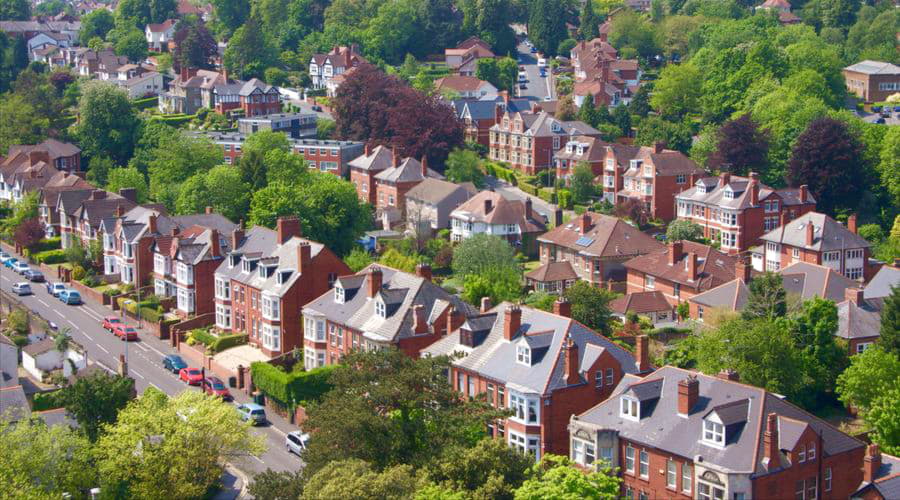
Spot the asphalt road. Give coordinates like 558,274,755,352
0,261,302,479
514,40,554,102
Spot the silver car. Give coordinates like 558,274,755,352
12,282,32,295
285,430,310,456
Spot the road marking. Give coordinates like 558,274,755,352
54,310,64,317
95,360,116,373
268,425,287,437
1,275,8,281
97,344,109,354
134,342,149,353
38,299,49,307
141,342,165,357
131,369,145,379
82,332,93,341
252,455,265,464
149,382,162,391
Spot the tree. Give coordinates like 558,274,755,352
629,85,650,118
463,0,517,56
578,0,601,40
0,96,50,154
176,166,251,222
0,0,30,20
239,130,291,190
788,297,847,397
264,149,310,186
878,127,900,208
2,191,38,238
300,349,504,476
562,281,616,335
476,58,500,90
634,116,692,154
787,117,865,215
13,217,43,249
211,0,250,35
615,197,649,228
115,28,148,62
115,0,177,28
496,56,519,95
96,390,265,498
76,81,139,165
106,166,149,203
650,63,702,120
577,94,600,128
514,455,621,500
462,268,522,306
612,104,632,137
333,64,464,167
712,114,769,176
344,247,374,272
528,0,567,57
608,8,659,60
317,118,336,140
79,9,115,43
147,132,222,209
0,417,96,498
452,233,519,279
570,162,596,204
61,370,135,442
837,345,900,413
556,95,577,121
301,459,421,499
742,271,787,320
880,286,900,356
867,384,900,455
223,17,278,79
173,20,218,70
666,220,705,243
248,469,305,500
444,149,484,188
426,438,532,499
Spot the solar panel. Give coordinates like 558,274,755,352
575,236,594,247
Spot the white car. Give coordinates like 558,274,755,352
537,58,547,68
12,282,32,296
285,430,310,456
12,261,30,274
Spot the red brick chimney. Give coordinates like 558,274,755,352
864,444,882,483
504,305,521,341
147,214,157,234
717,369,739,381
231,224,244,250
749,180,759,206
553,297,571,318
763,413,782,470
848,214,858,234
579,213,591,234
367,267,383,298
209,229,220,257
635,334,649,372
799,184,808,203
653,141,664,154
276,216,301,245
524,198,532,220
686,252,698,282
91,189,106,200
297,242,311,274
115,204,124,217
171,226,180,237
719,172,731,188
484,198,493,214
391,146,399,167
806,222,815,246
480,297,492,313
564,335,580,385
364,143,370,156
845,287,864,305
205,206,213,214
420,156,428,177
668,241,683,266
736,260,752,282
412,304,428,334
677,376,699,415
600,59,610,83
415,263,432,282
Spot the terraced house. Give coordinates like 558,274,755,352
489,109,600,175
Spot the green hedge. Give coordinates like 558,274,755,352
133,96,158,110
33,249,66,264
557,189,572,210
32,390,64,411
189,328,217,347
29,237,61,253
209,333,247,354
538,188,556,204
519,182,538,196
573,204,588,214
150,113,197,126
250,362,335,408
140,306,162,323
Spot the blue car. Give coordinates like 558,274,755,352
3,257,18,269
162,354,187,374
58,289,82,305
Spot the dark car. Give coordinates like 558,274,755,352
311,105,322,112
162,354,187,374
202,377,233,401
23,269,44,282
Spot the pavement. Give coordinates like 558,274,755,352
0,257,303,494
514,39,554,102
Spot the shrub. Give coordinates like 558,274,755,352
573,204,588,214
519,182,538,196
858,224,885,244
537,188,556,203
557,189,573,210
32,390,65,411
139,306,161,323
71,265,86,281
33,249,66,264
80,275,101,287
209,333,247,354
188,328,217,347
102,288,120,297
29,237,61,253
250,362,335,408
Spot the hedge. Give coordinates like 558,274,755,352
557,189,572,210
133,96,158,110
250,362,335,408
29,237,61,253
538,188,556,204
573,204,588,214
519,182,538,196
189,328,217,347
33,249,66,264
32,390,65,411
140,306,162,323
150,113,197,126
208,333,247,354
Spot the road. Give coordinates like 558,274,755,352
514,39,554,102
484,176,556,224
0,261,302,480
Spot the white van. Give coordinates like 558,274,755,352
518,71,527,83
537,58,547,68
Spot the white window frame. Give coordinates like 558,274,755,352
625,444,635,473
702,418,725,446
572,438,595,467
621,396,639,421
304,316,326,341
639,449,649,479
516,344,531,365
666,459,676,489
682,463,692,494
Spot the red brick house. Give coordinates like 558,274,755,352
489,109,600,175
65,189,137,250
624,241,746,307
532,213,664,291
598,143,641,203
614,143,704,222
569,366,867,500
2,138,81,172
755,212,877,281
373,154,444,223
348,144,393,205
213,217,351,358
843,60,900,103
424,300,650,460
555,136,608,184
301,264,479,368
238,78,281,116
853,446,900,500
675,172,817,254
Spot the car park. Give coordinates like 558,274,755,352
46,282,67,296
179,367,204,385
285,431,310,456
12,261,30,274
202,377,233,401
12,282,32,296
236,403,267,426
23,269,44,282
112,324,138,341
58,289,82,305
162,354,187,374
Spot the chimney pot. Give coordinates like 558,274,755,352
635,335,649,372
444,306,463,336
553,297,572,318
480,297,492,313
415,263,432,282
763,412,782,470
503,305,522,341
677,376,699,415
205,206,213,214
668,241,683,266
848,214,858,234
367,267,383,298
717,369,739,381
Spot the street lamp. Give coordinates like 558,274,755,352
122,299,133,369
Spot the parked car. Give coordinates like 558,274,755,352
112,324,138,341
530,46,537,53
285,430,310,456
537,58,546,67
539,68,546,77
23,269,44,282
0,252,10,261
162,354,187,374
179,367,204,385
519,82,527,89
102,316,123,331
311,105,322,112
12,282,32,296
12,261,30,274
58,289,81,305
46,282,66,296
202,377,233,401
236,403,267,425
2,256,18,268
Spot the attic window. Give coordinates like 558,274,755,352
702,418,725,446
375,300,386,318
723,188,734,200
276,269,291,285
334,286,345,303
241,258,251,273
620,396,639,421
516,344,531,365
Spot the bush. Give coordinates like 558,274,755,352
80,275,101,287
102,287,120,297
32,249,66,264
188,328,217,347
557,189,573,210
29,237,61,253
133,96,158,110
573,204,588,214
858,224,885,244
71,265,86,281
250,362,335,408
209,333,248,354
32,390,65,411
139,306,162,323
519,182,538,196
537,188,556,204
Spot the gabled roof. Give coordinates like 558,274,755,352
760,212,871,252
780,261,858,302
451,191,546,234
835,298,882,340
677,174,816,211
555,136,609,163
525,261,578,283
624,241,741,291
865,265,900,300
146,19,176,32
373,157,444,183
239,78,278,96
22,338,55,357
858,454,900,499
610,291,673,315
538,213,664,258
347,145,394,172
689,278,750,311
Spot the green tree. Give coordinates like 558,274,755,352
788,297,847,397
496,56,519,94
528,0,567,57
634,116,693,154
0,0,30,20
344,247,374,272
570,162,596,204
96,390,265,498
742,271,787,320
562,281,616,335
578,0,601,40
514,455,621,500
475,58,500,89
240,130,291,189
867,385,900,455
608,8,659,60
79,9,115,43
444,149,485,188
878,127,900,208
76,81,139,165
1,191,39,238
115,28,149,62
106,166,149,204
651,62,702,120
317,118,336,140
115,0,177,28
577,94,600,128
303,459,422,500
223,17,278,79
452,233,519,279
61,370,135,442
264,149,310,186
880,286,900,356
147,132,222,209
85,155,116,186
462,268,522,306
211,0,251,36
249,469,305,500
0,95,50,153
176,165,251,222
426,438,532,499
837,345,900,412
666,220,705,243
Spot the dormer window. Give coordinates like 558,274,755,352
241,259,251,273
516,344,531,365
334,286,345,303
723,188,734,200
375,300,386,318
702,418,724,446
621,396,639,421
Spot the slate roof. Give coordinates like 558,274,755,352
303,264,477,345
624,241,741,291
689,278,750,311
555,136,609,163
760,212,871,252
451,191,546,234
780,262,858,302
0,385,29,422
239,78,278,96
434,75,492,93
56,189,94,216
347,145,394,172
404,178,476,205
677,174,816,211
844,60,900,75
859,454,900,499
22,338,56,357
835,298,882,340
373,157,444,183
538,213,663,258
574,366,865,474
865,265,900,300
74,193,137,229
525,261,578,282
423,302,643,394
610,291,673,315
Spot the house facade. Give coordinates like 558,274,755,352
405,178,476,237
452,95,531,148
145,20,176,52
236,112,315,139
489,109,601,175
555,136,608,184
449,191,546,258
237,78,282,116
309,45,366,94
614,144,705,222
843,60,900,103
348,144,393,205
444,37,494,76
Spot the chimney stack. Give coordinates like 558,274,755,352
635,334,649,372
297,242,311,274
367,267,383,298
564,335,579,385
364,143,370,156
524,198,532,220
749,180,759,206
503,305,522,341
205,206,213,215
763,413,782,470
231,224,245,250
115,204,124,217
806,222,815,246
484,198,493,214
845,287,864,306
276,216,301,245
412,304,428,334
118,187,137,203
668,241,683,266
848,214,858,234
653,141,664,154
677,376,699,415
209,229,221,257
553,297,572,318
719,172,731,188
686,252,698,281
736,260,752,282
799,185,808,203
147,214,157,234
554,207,563,227
717,369,739,381
171,226,180,237
391,146,399,167
91,189,106,200
28,150,50,166
480,297,492,313
415,263,432,282
864,444,882,483
579,213,591,234
420,156,428,177
445,306,464,336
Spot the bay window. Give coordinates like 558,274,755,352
262,324,281,351
509,391,539,424
261,295,280,320
176,262,193,284
215,304,231,329
304,316,326,341
215,277,230,300
572,438,595,466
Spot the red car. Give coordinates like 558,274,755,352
179,368,203,385
112,324,138,341
102,316,123,331
202,376,233,401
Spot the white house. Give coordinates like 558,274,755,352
145,20,177,52
116,71,163,98
21,338,86,382
0,334,17,389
